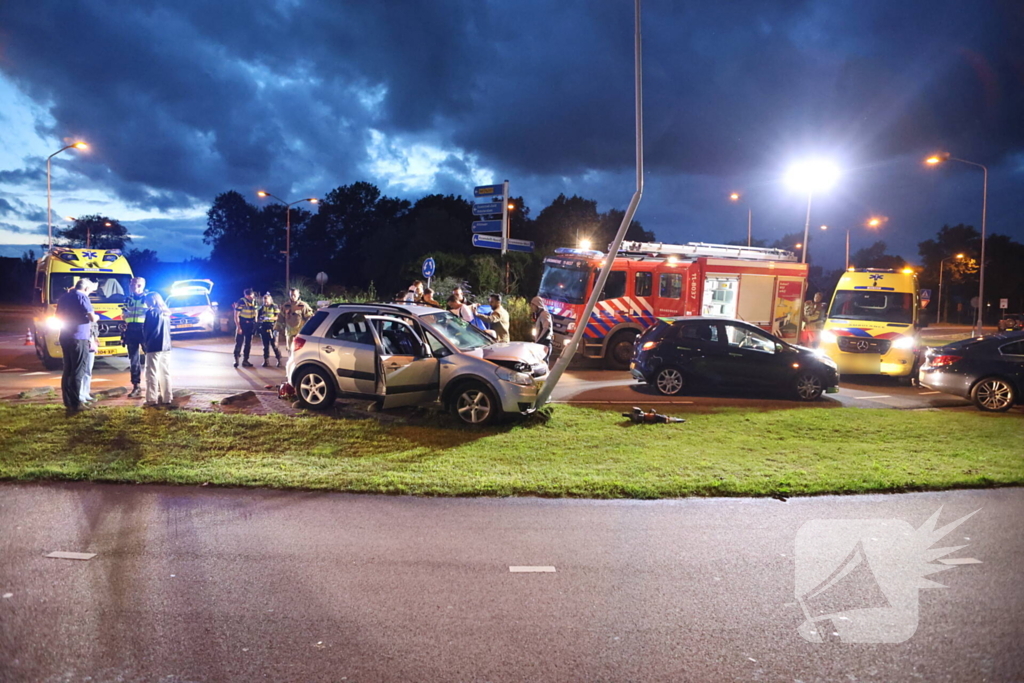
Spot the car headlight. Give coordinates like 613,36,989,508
199,310,215,325
820,330,837,345
495,366,534,386
892,336,916,350
45,316,62,331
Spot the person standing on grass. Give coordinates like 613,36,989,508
56,278,98,415
142,292,173,407
80,317,99,405
257,292,283,367
122,276,149,398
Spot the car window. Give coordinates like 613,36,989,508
301,311,329,336
999,340,1024,356
635,271,653,298
724,323,776,354
375,320,423,357
424,330,452,358
419,310,493,351
675,322,719,343
328,312,375,346
659,273,682,299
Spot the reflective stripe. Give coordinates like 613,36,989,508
235,298,258,319
258,304,279,324
123,294,148,324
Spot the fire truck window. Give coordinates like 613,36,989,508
659,273,682,299
599,271,627,301
634,271,652,297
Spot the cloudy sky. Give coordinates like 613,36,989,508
1,0,1021,267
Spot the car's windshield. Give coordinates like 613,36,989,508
828,290,914,324
538,262,592,305
420,311,493,351
166,294,209,308
50,274,133,304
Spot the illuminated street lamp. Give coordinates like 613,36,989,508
729,192,753,247
256,191,319,289
925,152,988,335
784,159,840,264
937,253,965,325
46,141,88,249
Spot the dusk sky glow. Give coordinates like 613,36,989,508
1,0,1021,267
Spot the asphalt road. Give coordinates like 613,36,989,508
1,483,1020,681
0,331,1007,413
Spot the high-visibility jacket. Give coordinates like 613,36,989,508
258,304,280,325
123,293,148,324
234,297,258,321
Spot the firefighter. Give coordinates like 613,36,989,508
278,288,314,354
257,292,283,367
233,288,258,368
122,276,149,397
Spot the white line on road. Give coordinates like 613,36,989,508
1,368,26,372
509,566,556,573
853,395,891,400
550,400,694,404
938,558,982,565
918,391,941,395
90,378,111,382
21,372,51,376
45,551,97,561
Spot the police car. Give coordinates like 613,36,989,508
165,280,217,336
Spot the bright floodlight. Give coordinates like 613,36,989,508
257,191,268,197
785,159,841,193
73,142,89,150
579,238,592,250
729,192,740,201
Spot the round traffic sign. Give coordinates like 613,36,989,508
316,272,328,285
422,257,436,279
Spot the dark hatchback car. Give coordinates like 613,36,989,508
918,330,1024,412
630,317,840,401
998,313,1023,332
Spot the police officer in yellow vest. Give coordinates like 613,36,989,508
233,288,258,368
257,293,283,367
122,277,149,397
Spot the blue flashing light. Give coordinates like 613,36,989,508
554,248,604,258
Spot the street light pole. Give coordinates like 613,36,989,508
800,193,812,264
925,153,988,336
728,193,753,247
937,253,965,325
46,142,88,249
257,192,318,291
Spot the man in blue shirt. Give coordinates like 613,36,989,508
56,278,98,415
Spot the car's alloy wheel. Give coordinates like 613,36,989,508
654,367,684,396
297,368,335,409
453,382,499,425
794,372,823,401
971,377,1015,412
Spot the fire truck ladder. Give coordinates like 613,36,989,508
617,241,798,262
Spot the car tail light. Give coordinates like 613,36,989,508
641,340,659,351
293,337,306,351
927,354,961,368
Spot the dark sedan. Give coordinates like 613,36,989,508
918,330,1024,412
630,317,840,401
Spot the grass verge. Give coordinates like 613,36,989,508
0,404,1020,498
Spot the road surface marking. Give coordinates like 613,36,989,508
853,395,891,400
918,391,941,395
509,566,556,573
938,558,982,565
21,372,50,376
551,400,694,405
1,368,26,372
90,378,111,382
45,551,97,561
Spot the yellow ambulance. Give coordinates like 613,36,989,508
819,268,922,381
32,248,135,369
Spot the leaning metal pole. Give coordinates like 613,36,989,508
535,0,644,409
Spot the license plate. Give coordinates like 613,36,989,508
97,347,121,356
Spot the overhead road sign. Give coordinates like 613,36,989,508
472,220,504,234
474,184,503,197
473,234,534,253
472,202,503,216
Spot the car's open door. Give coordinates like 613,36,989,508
370,317,440,409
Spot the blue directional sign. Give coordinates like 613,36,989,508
422,257,435,279
472,234,534,253
472,220,503,234
474,184,503,197
472,201,503,216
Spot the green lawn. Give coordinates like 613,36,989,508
0,404,1020,498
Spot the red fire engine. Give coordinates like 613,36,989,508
538,241,809,369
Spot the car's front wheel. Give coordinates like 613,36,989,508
970,377,1016,412
653,366,685,396
451,381,501,426
295,366,336,410
793,371,824,401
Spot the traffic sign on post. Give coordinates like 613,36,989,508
472,234,534,253
1000,298,1008,309
472,202,503,216
472,220,503,233
474,184,504,198
422,257,435,279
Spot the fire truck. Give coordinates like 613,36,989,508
538,241,809,369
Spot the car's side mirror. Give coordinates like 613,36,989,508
776,343,785,354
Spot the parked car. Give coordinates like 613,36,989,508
630,317,840,401
165,280,217,336
918,330,1024,412
284,303,550,425
998,313,1023,332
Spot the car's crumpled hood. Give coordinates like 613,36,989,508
466,341,548,367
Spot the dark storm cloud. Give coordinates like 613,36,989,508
0,167,45,185
0,195,47,222
0,0,1021,223
0,220,46,235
